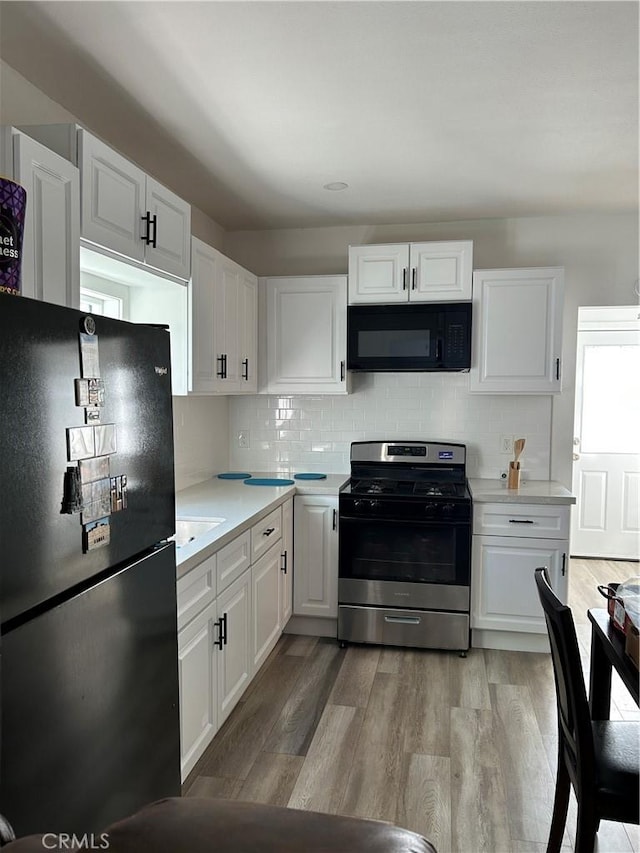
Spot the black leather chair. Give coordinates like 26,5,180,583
0,799,436,852
535,566,639,853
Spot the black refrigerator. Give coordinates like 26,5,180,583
0,293,181,837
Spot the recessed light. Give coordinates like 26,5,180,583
323,182,349,191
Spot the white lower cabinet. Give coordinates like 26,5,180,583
472,536,568,633
280,497,293,625
217,569,252,726
471,502,570,650
251,542,282,672
177,599,218,780
177,498,294,781
293,495,339,619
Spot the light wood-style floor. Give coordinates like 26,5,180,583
183,558,640,853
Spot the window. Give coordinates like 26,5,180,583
80,287,124,319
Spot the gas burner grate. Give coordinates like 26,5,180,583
351,479,398,495
412,482,458,497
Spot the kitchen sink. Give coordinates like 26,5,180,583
172,517,225,548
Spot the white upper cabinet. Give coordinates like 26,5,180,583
79,131,146,263
470,267,564,394
142,175,191,279
348,243,409,303
80,132,191,280
348,240,473,304
189,237,219,393
262,275,348,394
1,127,80,308
19,125,191,281
189,237,257,395
237,266,258,392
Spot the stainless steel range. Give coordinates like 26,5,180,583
338,440,471,652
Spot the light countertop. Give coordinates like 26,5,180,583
174,472,348,577
468,478,576,505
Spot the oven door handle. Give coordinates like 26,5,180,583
384,615,421,625
339,514,468,526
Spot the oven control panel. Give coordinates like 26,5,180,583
388,445,427,457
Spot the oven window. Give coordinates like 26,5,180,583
339,518,470,585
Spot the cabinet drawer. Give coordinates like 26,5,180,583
473,503,570,539
177,553,217,631
217,530,251,594
251,506,282,563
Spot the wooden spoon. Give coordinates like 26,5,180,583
513,438,526,466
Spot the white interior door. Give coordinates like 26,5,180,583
571,315,640,559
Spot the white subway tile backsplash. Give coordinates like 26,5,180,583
229,374,552,479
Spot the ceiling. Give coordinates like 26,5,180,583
1,1,638,231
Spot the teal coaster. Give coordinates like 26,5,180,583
217,472,251,480
244,478,295,486
294,473,327,480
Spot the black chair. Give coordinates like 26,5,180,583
535,567,639,853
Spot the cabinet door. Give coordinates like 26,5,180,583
214,254,240,389
189,237,218,393
177,599,218,780
293,496,339,618
470,267,564,394
79,129,146,262
280,497,294,625
251,542,282,672
409,240,472,302
12,131,80,307
237,268,258,393
471,535,569,633
265,275,348,394
144,176,191,280
348,244,409,304
217,569,252,725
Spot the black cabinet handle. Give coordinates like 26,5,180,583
281,550,287,574
556,358,561,381
213,617,223,650
221,612,228,646
508,519,534,524
561,553,566,576
402,268,407,290
242,358,249,381
340,360,345,382
141,212,158,248
333,509,337,531
217,354,226,378
263,527,275,537
411,267,416,290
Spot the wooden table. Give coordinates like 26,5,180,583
587,608,639,720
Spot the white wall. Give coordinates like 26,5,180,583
173,396,229,491
226,213,639,487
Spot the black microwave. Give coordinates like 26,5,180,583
347,302,472,372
